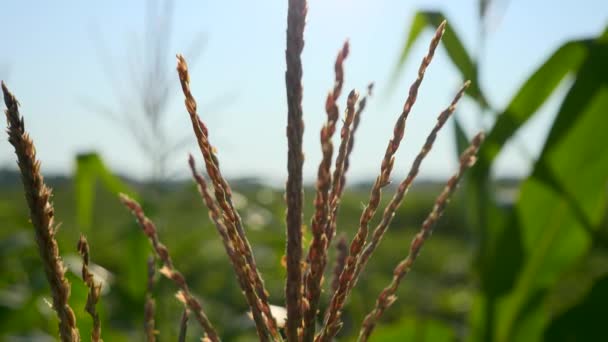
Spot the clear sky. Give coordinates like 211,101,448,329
1,0,607,185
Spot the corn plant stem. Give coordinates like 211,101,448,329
337,83,373,195
120,194,220,342
2,82,80,342
323,86,373,304
316,21,446,342
178,308,190,342
284,0,308,340
320,87,374,308
327,90,359,231
301,41,348,342
188,156,273,341
145,256,157,342
77,235,103,342
327,83,373,246
323,88,360,254
176,56,278,338
358,132,484,342
352,81,470,288
330,234,348,296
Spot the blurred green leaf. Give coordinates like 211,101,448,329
508,288,548,342
65,271,95,340
465,28,608,342
75,153,137,231
529,33,608,238
476,27,607,177
540,29,608,159
123,224,150,299
496,84,608,342
452,116,470,156
475,41,590,175
543,274,608,341
479,215,524,298
391,11,488,107
370,317,455,341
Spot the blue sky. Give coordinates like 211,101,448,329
1,0,607,185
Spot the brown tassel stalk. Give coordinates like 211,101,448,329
330,234,348,296
284,0,308,340
316,21,447,342
145,256,157,342
2,81,80,342
77,235,103,342
188,156,273,341
301,41,349,342
325,89,359,241
176,56,278,339
337,83,374,201
358,132,485,342
326,83,374,245
178,307,190,342
352,81,470,288
120,194,220,342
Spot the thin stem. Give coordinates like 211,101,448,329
188,156,272,341
284,0,308,340
337,83,374,209
176,56,278,339
353,81,470,287
302,41,349,342
358,133,485,342
325,84,373,246
145,256,157,342
330,234,348,296
316,21,446,342
120,194,220,342
77,235,103,342
178,307,190,342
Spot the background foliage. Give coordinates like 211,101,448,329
1,2,607,341
390,5,608,341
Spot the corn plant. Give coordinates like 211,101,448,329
2,0,484,341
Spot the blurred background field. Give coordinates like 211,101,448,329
0,172,491,341
1,0,608,341
0,170,606,341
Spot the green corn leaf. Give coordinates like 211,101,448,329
75,152,138,231
496,84,608,342
543,275,608,341
452,115,470,156
469,29,608,342
390,11,488,107
475,40,591,176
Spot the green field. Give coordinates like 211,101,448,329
2,167,606,341
1,170,488,340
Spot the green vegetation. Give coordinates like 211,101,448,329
0,169,483,341
1,0,608,340
392,6,608,342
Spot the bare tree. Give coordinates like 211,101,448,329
85,0,206,181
